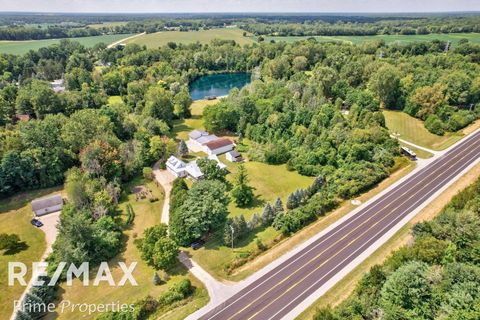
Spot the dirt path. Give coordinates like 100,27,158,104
107,32,145,48
152,162,175,224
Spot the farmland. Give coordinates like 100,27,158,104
0,33,134,55
263,32,480,45
124,28,254,47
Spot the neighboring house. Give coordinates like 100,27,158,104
204,138,235,155
188,130,218,150
166,156,187,177
226,150,243,162
208,154,227,170
32,194,63,217
50,79,65,93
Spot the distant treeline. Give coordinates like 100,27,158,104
241,16,480,36
1,13,480,41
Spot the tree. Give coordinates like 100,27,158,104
170,180,229,246
368,65,402,109
408,83,447,120
231,164,255,207
273,197,284,215
144,86,174,125
153,272,161,285
143,167,154,181
261,203,274,225
176,140,189,158
80,140,121,179
137,224,179,270
0,233,21,253
197,158,227,182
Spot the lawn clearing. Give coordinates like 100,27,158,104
171,99,219,140
0,187,61,319
125,28,255,48
48,177,208,319
0,34,134,55
264,32,480,45
384,110,466,150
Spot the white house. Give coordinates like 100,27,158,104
185,161,204,180
204,138,235,155
32,194,63,216
166,156,187,177
226,150,243,162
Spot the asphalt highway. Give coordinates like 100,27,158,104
200,130,480,320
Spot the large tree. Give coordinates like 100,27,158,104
368,65,402,109
231,164,255,207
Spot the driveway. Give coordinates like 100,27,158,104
153,162,176,224
186,140,204,153
11,211,61,320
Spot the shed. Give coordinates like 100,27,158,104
32,194,63,216
226,150,243,162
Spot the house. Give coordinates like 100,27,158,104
208,154,227,170
32,194,63,216
226,150,243,162
50,79,65,93
185,161,204,180
166,156,187,177
204,138,235,155
188,130,215,149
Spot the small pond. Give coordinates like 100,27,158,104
189,72,251,100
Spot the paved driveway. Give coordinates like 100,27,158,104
153,162,176,224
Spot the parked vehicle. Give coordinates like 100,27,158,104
191,240,205,250
31,219,43,227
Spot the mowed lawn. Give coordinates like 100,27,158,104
125,28,255,48
171,99,219,140
0,188,61,319
384,110,469,150
0,34,134,55
49,178,208,319
264,32,480,45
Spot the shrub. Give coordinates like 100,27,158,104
142,167,154,181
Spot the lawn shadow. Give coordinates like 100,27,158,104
0,185,63,213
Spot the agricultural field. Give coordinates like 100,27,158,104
125,28,255,47
0,187,60,319
0,33,134,55
263,32,480,45
87,21,129,29
47,178,208,320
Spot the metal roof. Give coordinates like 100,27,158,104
31,194,63,211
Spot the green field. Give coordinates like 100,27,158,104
88,21,129,29
0,33,134,55
0,187,61,319
383,110,467,150
125,28,255,48
264,32,480,45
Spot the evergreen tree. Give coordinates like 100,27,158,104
249,213,260,229
273,197,284,215
153,271,161,285
231,164,255,207
261,203,274,225
177,139,188,157
286,192,299,210
236,215,248,237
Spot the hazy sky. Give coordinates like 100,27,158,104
0,0,479,13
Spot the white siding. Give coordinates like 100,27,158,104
207,144,234,155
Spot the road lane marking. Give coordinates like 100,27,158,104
204,133,480,320
225,142,480,320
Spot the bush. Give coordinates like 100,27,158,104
142,167,154,181
424,114,445,135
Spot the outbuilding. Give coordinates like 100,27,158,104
32,194,63,217
204,138,235,155
226,150,243,162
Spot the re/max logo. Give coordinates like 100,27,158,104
8,262,138,287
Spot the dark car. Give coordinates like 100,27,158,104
190,240,205,250
31,219,43,228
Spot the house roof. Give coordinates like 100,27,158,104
31,194,63,212
189,130,209,140
186,160,203,179
196,134,219,145
228,150,241,158
167,156,186,170
205,138,233,150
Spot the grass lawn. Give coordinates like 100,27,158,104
171,99,219,140
125,28,255,48
0,187,61,319
384,110,469,150
0,34,134,55
49,178,208,319
264,32,480,45
398,141,434,159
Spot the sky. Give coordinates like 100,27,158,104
0,0,479,13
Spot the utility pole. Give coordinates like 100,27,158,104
229,225,235,249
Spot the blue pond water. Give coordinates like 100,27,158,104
189,72,251,100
